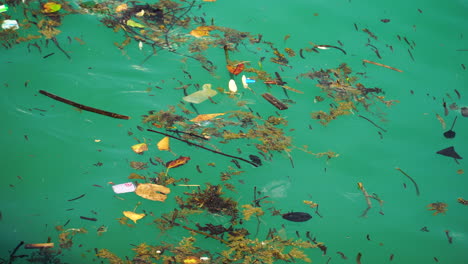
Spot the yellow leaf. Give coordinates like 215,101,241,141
131,143,148,154
135,183,171,202
115,3,127,12
190,26,215,38
190,113,225,122
43,2,61,13
123,211,145,223
157,137,170,151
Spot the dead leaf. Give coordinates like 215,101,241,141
227,63,245,75
157,137,170,151
190,113,225,122
128,173,145,179
190,26,215,38
123,211,145,223
166,156,190,169
115,3,127,12
135,183,171,202
131,143,148,154
43,2,61,13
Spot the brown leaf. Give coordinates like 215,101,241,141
135,183,171,202
166,156,190,169
190,26,215,38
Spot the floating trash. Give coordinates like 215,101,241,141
0,4,8,13
436,146,463,160
183,84,217,104
1,20,19,30
112,182,136,194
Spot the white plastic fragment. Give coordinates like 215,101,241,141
112,182,136,194
228,79,237,93
241,75,249,89
183,83,217,104
138,41,143,50
2,20,19,30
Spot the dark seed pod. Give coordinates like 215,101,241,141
282,212,312,222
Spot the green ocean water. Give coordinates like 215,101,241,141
1,0,467,263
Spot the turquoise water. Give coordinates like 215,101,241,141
1,0,467,263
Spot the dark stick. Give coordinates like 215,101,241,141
68,194,85,202
358,115,387,132
39,90,130,120
42,52,55,59
147,129,259,167
356,252,362,264
395,168,420,196
8,241,24,264
444,230,453,244
262,93,288,110
80,216,97,221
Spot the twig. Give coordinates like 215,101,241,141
362,59,403,72
147,129,259,167
52,37,71,60
358,183,373,217
358,115,387,132
39,90,130,120
8,241,24,264
395,168,420,196
67,194,85,202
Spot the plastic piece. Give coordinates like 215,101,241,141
246,78,255,83
2,20,19,30
0,4,9,13
183,83,217,104
112,182,136,194
228,79,237,93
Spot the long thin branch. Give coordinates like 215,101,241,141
147,129,259,167
358,115,387,132
395,168,420,196
52,37,71,60
39,90,130,120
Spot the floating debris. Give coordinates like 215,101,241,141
436,146,463,160
282,212,312,222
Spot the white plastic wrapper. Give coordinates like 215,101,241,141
112,182,136,194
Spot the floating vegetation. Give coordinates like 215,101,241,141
1,0,443,263
427,202,448,216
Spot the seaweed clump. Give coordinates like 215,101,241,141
142,106,186,128
300,63,397,125
178,184,239,222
